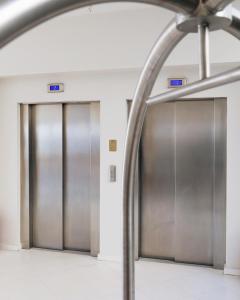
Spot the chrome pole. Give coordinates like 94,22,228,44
122,20,187,300
199,24,210,79
147,66,240,105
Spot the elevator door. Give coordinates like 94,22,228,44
26,103,100,254
139,98,226,268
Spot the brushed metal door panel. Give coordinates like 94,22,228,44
140,103,175,259
31,104,63,250
175,100,214,265
63,104,91,251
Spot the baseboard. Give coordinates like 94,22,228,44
224,266,240,276
0,243,21,251
97,254,122,262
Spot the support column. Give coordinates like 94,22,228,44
199,24,210,79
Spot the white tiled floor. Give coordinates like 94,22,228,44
0,249,239,300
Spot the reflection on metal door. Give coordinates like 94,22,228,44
139,98,226,268
64,104,91,251
20,102,100,256
175,100,214,265
31,104,63,250
140,102,175,260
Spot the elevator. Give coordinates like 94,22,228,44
20,102,100,256
129,98,226,269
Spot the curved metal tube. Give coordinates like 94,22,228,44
147,65,240,105
123,19,187,300
0,0,198,48
204,0,234,12
224,7,240,39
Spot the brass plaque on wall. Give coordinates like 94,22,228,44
109,140,117,152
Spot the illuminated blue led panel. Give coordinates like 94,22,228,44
170,79,183,86
50,85,60,91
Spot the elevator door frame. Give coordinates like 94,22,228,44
128,97,227,269
20,101,100,257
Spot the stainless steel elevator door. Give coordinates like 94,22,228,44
140,102,175,259
139,98,226,267
31,104,63,250
64,104,91,251
175,100,214,265
27,102,100,254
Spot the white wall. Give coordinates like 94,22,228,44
0,63,239,274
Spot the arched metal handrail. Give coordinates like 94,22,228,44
0,0,198,48
123,19,187,300
225,7,240,39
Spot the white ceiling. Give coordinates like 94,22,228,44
60,0,240,18
59,2,155,18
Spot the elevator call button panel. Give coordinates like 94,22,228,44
109,165,117,182
109,139,117,152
